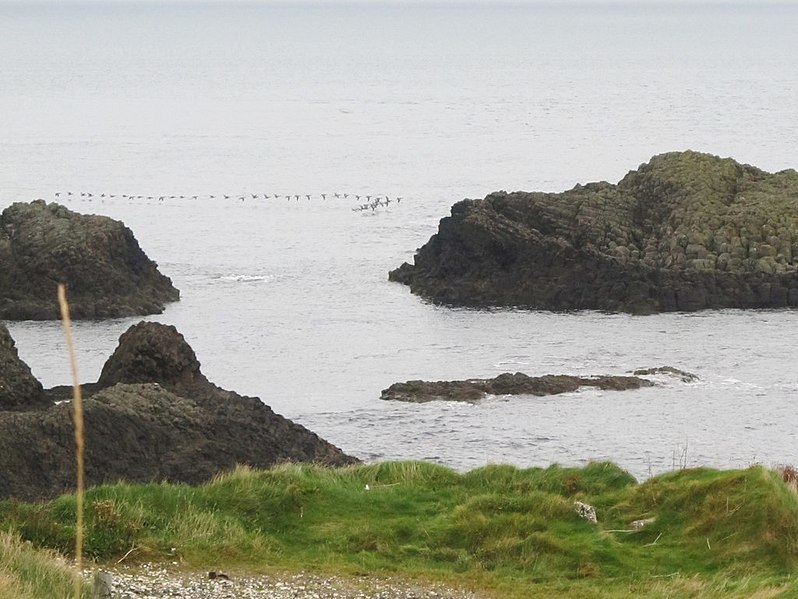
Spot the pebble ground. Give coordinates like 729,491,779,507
93,564,491,599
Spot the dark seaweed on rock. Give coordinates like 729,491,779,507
0,200,179,320
390,151,798,313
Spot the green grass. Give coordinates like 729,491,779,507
2,461,798,598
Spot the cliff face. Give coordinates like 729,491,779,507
0,200,179,319
0,322,357,501
390,151,798,313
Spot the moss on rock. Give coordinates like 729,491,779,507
390,151,798,313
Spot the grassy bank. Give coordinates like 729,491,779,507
2,461,798,598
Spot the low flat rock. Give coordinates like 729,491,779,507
0,322,357,501
390,151,798,313
0,200,179,319
380,372,653,403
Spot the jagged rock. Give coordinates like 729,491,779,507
0,322,357,500
0,323,50,411
390,151,798,313
96,322,208,395
380,372,653,403
0,200,179,320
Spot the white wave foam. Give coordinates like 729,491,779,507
217,274,274,283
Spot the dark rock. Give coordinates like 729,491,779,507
380,372,653,403
0,323,51,411
0,200,179,320
390,151,798,313
96,322,208,395
0,322,357,501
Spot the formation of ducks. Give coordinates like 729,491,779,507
351,195,402,212
50,191,404,212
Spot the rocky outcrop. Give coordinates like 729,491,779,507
96,322,208,395
0,322,357,501
0,200,179,320
0,324,50,411
390,151,798,313
380,372,653,403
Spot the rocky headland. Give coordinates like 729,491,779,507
0,200,179,320
0,321,357,501
380,372,654,403
390,151,798,313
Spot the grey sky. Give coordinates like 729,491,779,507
7,0,798,3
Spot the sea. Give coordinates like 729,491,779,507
2,0,798,480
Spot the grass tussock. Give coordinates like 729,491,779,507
0,532,90,599
2,461,798,598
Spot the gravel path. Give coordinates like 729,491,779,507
91,564,491,599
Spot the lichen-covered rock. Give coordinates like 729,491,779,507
0,323,50,411
380,372,653,403
0,200,179,320
0,323,357,500
390,151,798,313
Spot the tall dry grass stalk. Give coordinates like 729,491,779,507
57,284,84,598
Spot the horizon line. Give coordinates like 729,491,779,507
2,0,797,4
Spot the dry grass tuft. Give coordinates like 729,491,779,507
777,465,798,494
57,284,85,599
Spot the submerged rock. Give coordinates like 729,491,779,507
380,372,653,403
390,151,798,313
0,322,357,501
0,200,179,320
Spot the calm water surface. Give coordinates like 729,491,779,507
2,1,797,479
